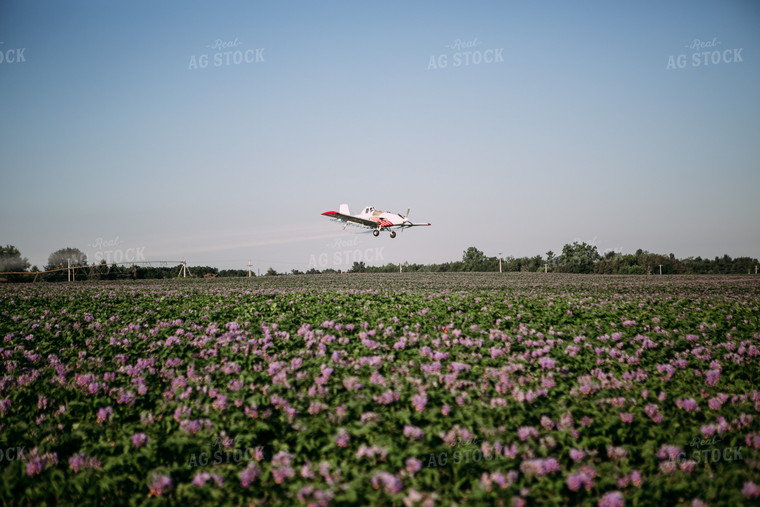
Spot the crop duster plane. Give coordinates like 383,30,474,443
321,204,431,238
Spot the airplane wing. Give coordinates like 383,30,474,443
321,211,381,228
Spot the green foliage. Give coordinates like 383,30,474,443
46,247,88,271
0,245,31,281
0,245,30,273
0,275,757,504
462,247,487,271
348,261,366,273
556,241,601,273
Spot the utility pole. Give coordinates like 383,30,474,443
248,260,252,277
498,253,502,273
545,263,548,273
68,258,71,282
659,264,663,275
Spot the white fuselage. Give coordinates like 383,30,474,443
356,206,408,227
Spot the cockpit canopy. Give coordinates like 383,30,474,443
363,206,375,215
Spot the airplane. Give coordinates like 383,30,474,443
321,204,431,238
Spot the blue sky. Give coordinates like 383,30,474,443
1,0,759,272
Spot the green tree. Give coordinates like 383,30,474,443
349,261,366,273
46,247,88,281
546,250,555,268
0,245,31,282
462,247,486,272
46,247,87,271
0,245,31,273
557,242,601,273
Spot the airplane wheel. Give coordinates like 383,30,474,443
390,231,396,238
373,230,379,237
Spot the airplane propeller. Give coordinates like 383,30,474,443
403,208,412,229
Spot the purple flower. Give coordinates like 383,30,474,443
271,451,295,484
342,376,363,391
147,473,172,497
405,457,422,474
567,473,584,492
538,356,556,370
675,398,700,412
679,459,697,473
657,444,683,461
131,432,148,448
517,426,538,441
742,481,760,498
403,425,424,440
598,491,625,507
69,452,101,472
570,448,585,462
520,457,560,477
179,419,201,434
239,463,260,488
96,406,113,424
356,444,387,460
540,415,555,430
371,471,402,494
567,465,596,491
705,369,721,387
659,460,676,474
25,457,42,476
212,394,227,411
644,404,663,423
607,446,627,460
192,472,210,487
335,428,350,448
412,392,428,412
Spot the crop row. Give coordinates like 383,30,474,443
0,274,758,505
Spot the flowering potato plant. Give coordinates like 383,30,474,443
0,274,758,505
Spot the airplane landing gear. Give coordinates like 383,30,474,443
389,231,396,238
373,230,380,237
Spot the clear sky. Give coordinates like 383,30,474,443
1,0,759,273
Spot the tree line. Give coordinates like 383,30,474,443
1,243,758,282
343,242,758,275
0,246,249,282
